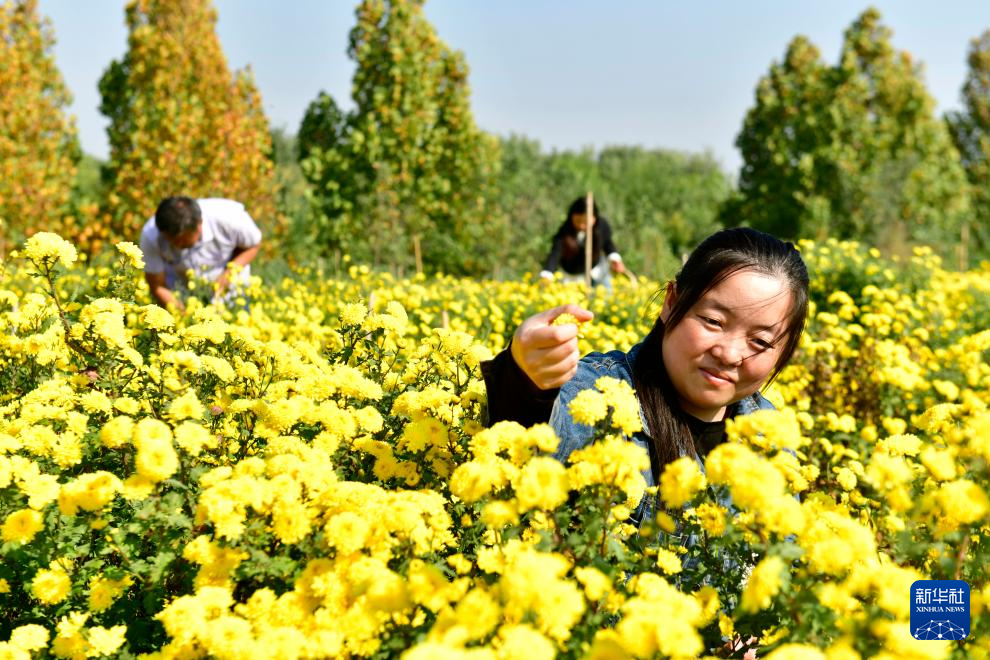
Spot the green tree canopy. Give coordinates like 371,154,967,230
726,8,970,257
948,29,990,264
299,0,500,276
0,0,79,255
99,0,279,244
721,36,833,240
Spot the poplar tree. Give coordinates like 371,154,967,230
300,0,500,275
99,0,279,243
0,0,78,254
723,36,833,239
948,29,990,263
424,48,502,273
830,8,968,248
727,8,969,253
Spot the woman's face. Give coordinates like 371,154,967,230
660,269,793,422
570,213,590,232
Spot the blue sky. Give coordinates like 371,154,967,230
36,1,990,174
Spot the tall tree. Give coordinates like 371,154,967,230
721,36,834,239
0,0,79,255
831,8,969,248
299,0,500,275
99,0,279,243
298,92,364,265
422,48,502,274
948,29,990,264
726,8,970,255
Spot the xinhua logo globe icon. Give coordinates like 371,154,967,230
911,580,970,641
913,620,968,640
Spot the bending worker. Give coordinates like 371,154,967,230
540,196,625,287
140,196,262,311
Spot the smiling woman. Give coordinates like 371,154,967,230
661,268,795,422
483,227,810,521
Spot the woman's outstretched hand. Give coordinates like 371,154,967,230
510,304,593,390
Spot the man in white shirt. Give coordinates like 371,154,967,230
140,196,262,311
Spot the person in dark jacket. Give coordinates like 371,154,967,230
540,196,625,286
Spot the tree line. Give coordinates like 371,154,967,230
2,0,988,277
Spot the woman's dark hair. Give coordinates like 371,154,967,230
632,227,810,480
155,196,202,236
566,196,601,222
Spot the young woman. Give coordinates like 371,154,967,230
483,227,809,514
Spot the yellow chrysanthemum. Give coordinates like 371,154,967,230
514,456,569,512
115,241,145,269
32,565,71,604
23,232,77,268
8,624,49,652
133,418,178,482
1,509,44,543
740,555,787,613
659,456,706,509
568,389,609,427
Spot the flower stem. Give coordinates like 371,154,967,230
42,264,95,361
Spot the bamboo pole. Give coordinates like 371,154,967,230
959,221,970,271
584,191,594,290
413,235,423,275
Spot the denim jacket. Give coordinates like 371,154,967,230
549,342,776,525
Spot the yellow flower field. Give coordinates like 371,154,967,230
0,233,988,658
